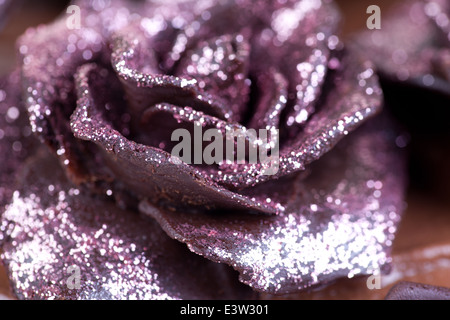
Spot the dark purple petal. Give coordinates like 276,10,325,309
19,15,109,184
385,282,450,300
140,114,407,294
0,150,254,300
354,0,450,135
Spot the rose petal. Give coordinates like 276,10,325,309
19,11,111,184
111,29,235,121
0,150,254,300
18,0,179,184
138,103,294,213
247,70,289,130
176,34,251,122
164,0,257,70
354,0,450,134
118,49,382,191
70,63,283,214
139,113,407,294
266,0,340,127
209,49,383,188
385,282,450,300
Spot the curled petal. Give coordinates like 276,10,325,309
140,114,407,294
111,30,235,120
164,0,257,70
247,70,289,130
18,0,176,184
177,34,251,122
212,50,383,188
19,18,106,182
249,0,340,128
70,63,283,214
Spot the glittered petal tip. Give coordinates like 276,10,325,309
70,63,282,214
140,114,407,295
163,0,258,71
0,150,254,300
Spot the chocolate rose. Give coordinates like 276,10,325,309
1,0,407,298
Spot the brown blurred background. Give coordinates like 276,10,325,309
1,0,450,300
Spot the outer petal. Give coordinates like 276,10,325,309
18,0,176,184
139,114,407,294
0,149,254,300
